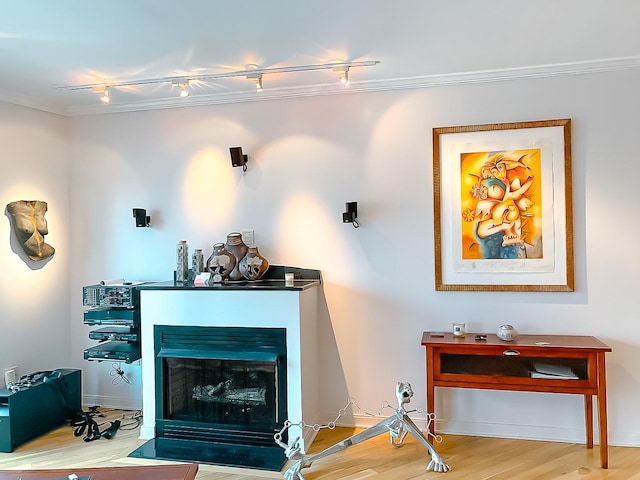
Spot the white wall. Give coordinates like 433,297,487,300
0,102,70,377
60,66,638,447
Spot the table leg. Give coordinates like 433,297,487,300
584,394,593,448
426,347,435,436
597,352,609,469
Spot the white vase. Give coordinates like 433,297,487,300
191,248,204,274
497,324,518,341
176,240,189,283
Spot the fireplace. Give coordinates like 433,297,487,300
150,325,287,469
131,271,322,471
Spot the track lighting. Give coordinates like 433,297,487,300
172,80,190,98
100,86,110,104
65,60,379,103
341,70,349,86
333,66,350,86
247,73,263,92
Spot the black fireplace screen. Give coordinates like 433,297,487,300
154,325,287,435
138,325,288,470
163,357,278,429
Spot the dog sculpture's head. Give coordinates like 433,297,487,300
396,382,414,408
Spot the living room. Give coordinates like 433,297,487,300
0,1,638,477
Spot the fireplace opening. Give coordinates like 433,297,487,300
130,325,288,471
163,357,278,429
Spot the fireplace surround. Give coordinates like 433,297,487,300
131,268,321,470
152,325,287,469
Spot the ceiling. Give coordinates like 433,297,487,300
2,1,639,116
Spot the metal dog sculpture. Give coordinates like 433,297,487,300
279,382,450,479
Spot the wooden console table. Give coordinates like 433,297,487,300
421,332,611,468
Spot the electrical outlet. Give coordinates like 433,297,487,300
241,230,255,246
4,366,17,386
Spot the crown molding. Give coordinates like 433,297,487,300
0,88,67,116
6,56,639,117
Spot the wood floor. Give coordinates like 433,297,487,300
0,409,639,480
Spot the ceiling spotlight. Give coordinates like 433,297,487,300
100,86,110,103
333,66,350,86
173,80,190,98
247,73,263,92
179,82,189,97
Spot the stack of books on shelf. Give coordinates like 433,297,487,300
530,362,579,380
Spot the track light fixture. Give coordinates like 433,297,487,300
98,86,110,104
63,60,379,103
172,80,190,97
247,72,263,92
333,66,350,86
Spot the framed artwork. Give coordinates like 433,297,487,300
433,119,573,292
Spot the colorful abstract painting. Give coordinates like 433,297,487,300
459,149,542,260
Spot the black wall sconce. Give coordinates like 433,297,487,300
133,208,151,227
229,146,248,172
342,202,359,228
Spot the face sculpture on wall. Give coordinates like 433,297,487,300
6,200,55,261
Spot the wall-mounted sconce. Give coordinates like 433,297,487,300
229,146,248,172
342,202,359,228
133,208,151,227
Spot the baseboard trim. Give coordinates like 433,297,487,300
342,413,640,448
83,394,142,411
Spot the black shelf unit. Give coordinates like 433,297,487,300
82,284,141,364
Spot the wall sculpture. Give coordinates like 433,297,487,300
6,200,55,261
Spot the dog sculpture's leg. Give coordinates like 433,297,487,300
283,418,395,480
401,414,451,473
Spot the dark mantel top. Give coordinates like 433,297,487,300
138,265,321,292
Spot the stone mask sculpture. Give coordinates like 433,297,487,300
6,200,55,261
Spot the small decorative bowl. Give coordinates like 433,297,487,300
497,324,518,341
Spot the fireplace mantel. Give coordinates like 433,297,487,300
137,267,321,455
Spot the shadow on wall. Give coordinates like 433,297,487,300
316,284,351,419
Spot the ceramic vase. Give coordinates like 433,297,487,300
206,243,236,283
497,324,518,341
239,246,269,281
191,248,204,275
176,240,189,283
224,232,248,281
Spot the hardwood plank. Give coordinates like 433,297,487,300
0,409,638,479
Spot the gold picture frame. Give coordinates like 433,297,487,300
433,119,574,292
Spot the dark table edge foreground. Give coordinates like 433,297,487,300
0,463,199,480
